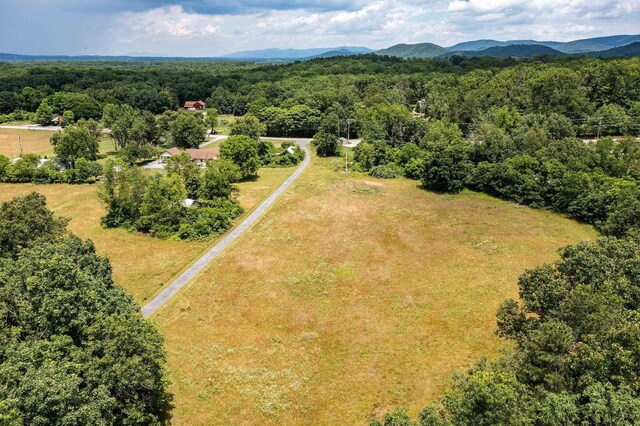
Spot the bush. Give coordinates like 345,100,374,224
177,199,243,240
370,163,403,179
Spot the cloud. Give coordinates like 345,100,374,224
1,0,639,56
118,5,221,40
447,0,640,20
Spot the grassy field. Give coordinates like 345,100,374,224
215,115,238,135
0,128,56,158
152,156,597,425
0,166,296,303
0,128,115,160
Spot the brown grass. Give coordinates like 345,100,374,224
152,156,597,425
0,166,295,303
0,129,56,158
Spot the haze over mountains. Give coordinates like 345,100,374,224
1,35,639,61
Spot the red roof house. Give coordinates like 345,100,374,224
183,101,206,110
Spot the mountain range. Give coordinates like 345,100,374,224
1,35,639,62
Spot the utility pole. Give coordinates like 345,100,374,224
18,134,23,157
345,119,354,174
597,117,602,139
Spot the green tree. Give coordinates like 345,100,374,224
230,114,266,140
165,152,201,198
0,213,171,424
61,110,74,127
204,108,219,134
219,135,260,179
170,112,206,149
313,131,342,157
35,100,54,126
0,192,68,258
421,137,472,193
50,125,99,167
198,158,241,200
136,174,187,237
102,104,154,150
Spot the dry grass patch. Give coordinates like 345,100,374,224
153,157,597,425
0,166,295,303
0,129,56,158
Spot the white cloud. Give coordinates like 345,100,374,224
119,5,221,40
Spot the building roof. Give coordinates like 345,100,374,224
163,147,218,160
183,100,206,108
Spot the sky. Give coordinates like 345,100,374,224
0,0,639,56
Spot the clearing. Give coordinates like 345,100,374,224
0,166,296,303
152,156,597,425
0,128,56,158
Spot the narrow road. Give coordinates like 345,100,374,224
0,124,61,131
141,139,312,317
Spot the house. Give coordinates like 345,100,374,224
160,147,219,168
183,100,206,111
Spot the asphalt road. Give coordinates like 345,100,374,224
141,138,312,317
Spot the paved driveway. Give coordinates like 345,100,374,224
141,139,312,317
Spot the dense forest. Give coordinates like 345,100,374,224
0,55,638,138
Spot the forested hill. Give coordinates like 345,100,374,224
440,44,566,58
376,43,448,58
587,41,640,58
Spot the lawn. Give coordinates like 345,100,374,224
0,166,296,303
152,156,598,425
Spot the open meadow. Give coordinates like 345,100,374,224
0,166,295,303
152,156,597,425
0,128,56,158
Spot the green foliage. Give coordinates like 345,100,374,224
176,199,243,240
421,136,472,193
0,195,171,423
0,199,171,423
0,192,68,258
50,123,99,166
198,158,241,200
220,135,261,179
103,104,159,150
0,153,101,184
230,114,266,140
34,100,54,125
169,112,206,149
313,131,342,157
204,107,219,133
370,163,403,179
61,109,74,127
99,159,243,240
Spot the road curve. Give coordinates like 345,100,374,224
141,139,312,317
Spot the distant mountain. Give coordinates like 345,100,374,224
376,42,447,58
304,49,369,59
441,44,566,58
447,35,640,54
586,42,640,58
0,52,226,61
221,46,372,60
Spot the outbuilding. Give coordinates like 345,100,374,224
183,101,206,111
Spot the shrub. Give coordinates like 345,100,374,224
370,163,403,179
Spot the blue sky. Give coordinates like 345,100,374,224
1,0,639,56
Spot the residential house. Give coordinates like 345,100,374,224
160,147,218,168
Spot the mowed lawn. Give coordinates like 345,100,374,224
0,166,296,303
153,156,598,425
